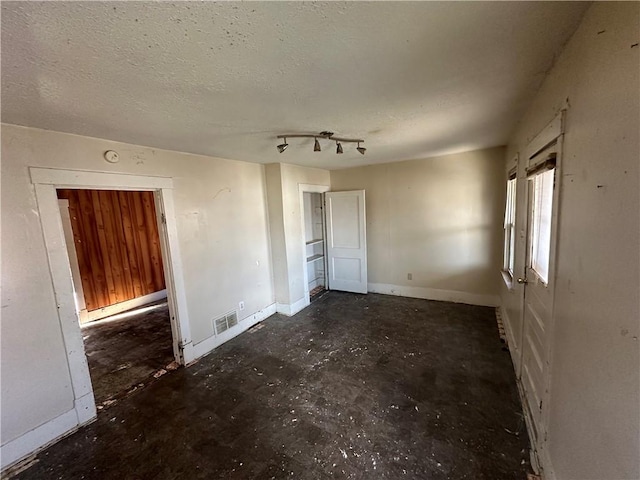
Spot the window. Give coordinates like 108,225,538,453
529,168,555,283
503,176,517,277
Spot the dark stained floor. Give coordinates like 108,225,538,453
82,302,175,405
15,292,531,480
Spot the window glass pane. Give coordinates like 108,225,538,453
503,178,517,274
531,169,554,283
508,224,516,274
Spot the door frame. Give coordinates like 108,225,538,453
57,198,88,323
30,167,194,425
299,183,330,305
516,111,565,468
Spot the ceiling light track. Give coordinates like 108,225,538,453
276,132,366,155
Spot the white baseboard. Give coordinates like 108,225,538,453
1,409,78,471
181,342,196,365
276,296,309,316
191,303,276,361
74,392,97,425
367,283,500,307
83,290,168,323
1,389,98,472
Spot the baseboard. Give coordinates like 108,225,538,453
367,283,500,307
0,389,98,472
276,296,309,316
0,409,78,471
74,392,97,425
84,290,168,323
191,303,276,360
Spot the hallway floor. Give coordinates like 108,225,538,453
14,292,531,479
82,301,175,405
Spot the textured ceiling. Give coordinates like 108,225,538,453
1,1,589,169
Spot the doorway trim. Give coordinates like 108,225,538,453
29,167,194,427
513,110,565,473
299,183,330,305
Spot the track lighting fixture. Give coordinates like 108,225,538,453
275,131,365,155
276,138,288,153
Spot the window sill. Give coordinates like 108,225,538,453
501,270,515,291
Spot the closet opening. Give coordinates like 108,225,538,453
303,191,327,303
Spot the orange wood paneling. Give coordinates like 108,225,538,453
58,189,165,311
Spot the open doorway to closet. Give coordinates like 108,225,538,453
303,191,327,303
56,189,176,406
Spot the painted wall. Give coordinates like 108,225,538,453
1,125,275,448
280,164,331,308
264,163,289,306
265,163,331,312
330,147,505,306
500,3,639,479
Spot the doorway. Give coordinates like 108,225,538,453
56,188,175,405
303,191,327,302
30,167,193,426
515,111,564,465
300,185,369,305
520,142,561,444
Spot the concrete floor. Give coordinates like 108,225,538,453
82,302,175,405
14,292,531,479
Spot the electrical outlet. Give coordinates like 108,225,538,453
239,301,245,311
407,273,413,280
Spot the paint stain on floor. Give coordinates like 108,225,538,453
82,301,174,405
13,292,532,479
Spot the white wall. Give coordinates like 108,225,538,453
265,163,330,313
500,3,639,479
281,164,330,307
1,125,275,453
264,163,289,306
330,147,505,306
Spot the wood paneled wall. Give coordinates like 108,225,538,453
57,189,165,311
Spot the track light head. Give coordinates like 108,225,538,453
275,132,365,155
276,138,288,153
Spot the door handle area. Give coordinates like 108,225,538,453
517,277,528,285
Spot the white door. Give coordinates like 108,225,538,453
519,140,561,444
325,190,367,294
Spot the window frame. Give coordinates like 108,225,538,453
502,172,517,285
528,167,556,285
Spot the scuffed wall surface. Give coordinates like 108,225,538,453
1,125,275,445
264,163,289,306
1,137,75,444
280,164,330,307
331,147,505,300
501,3,639,478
